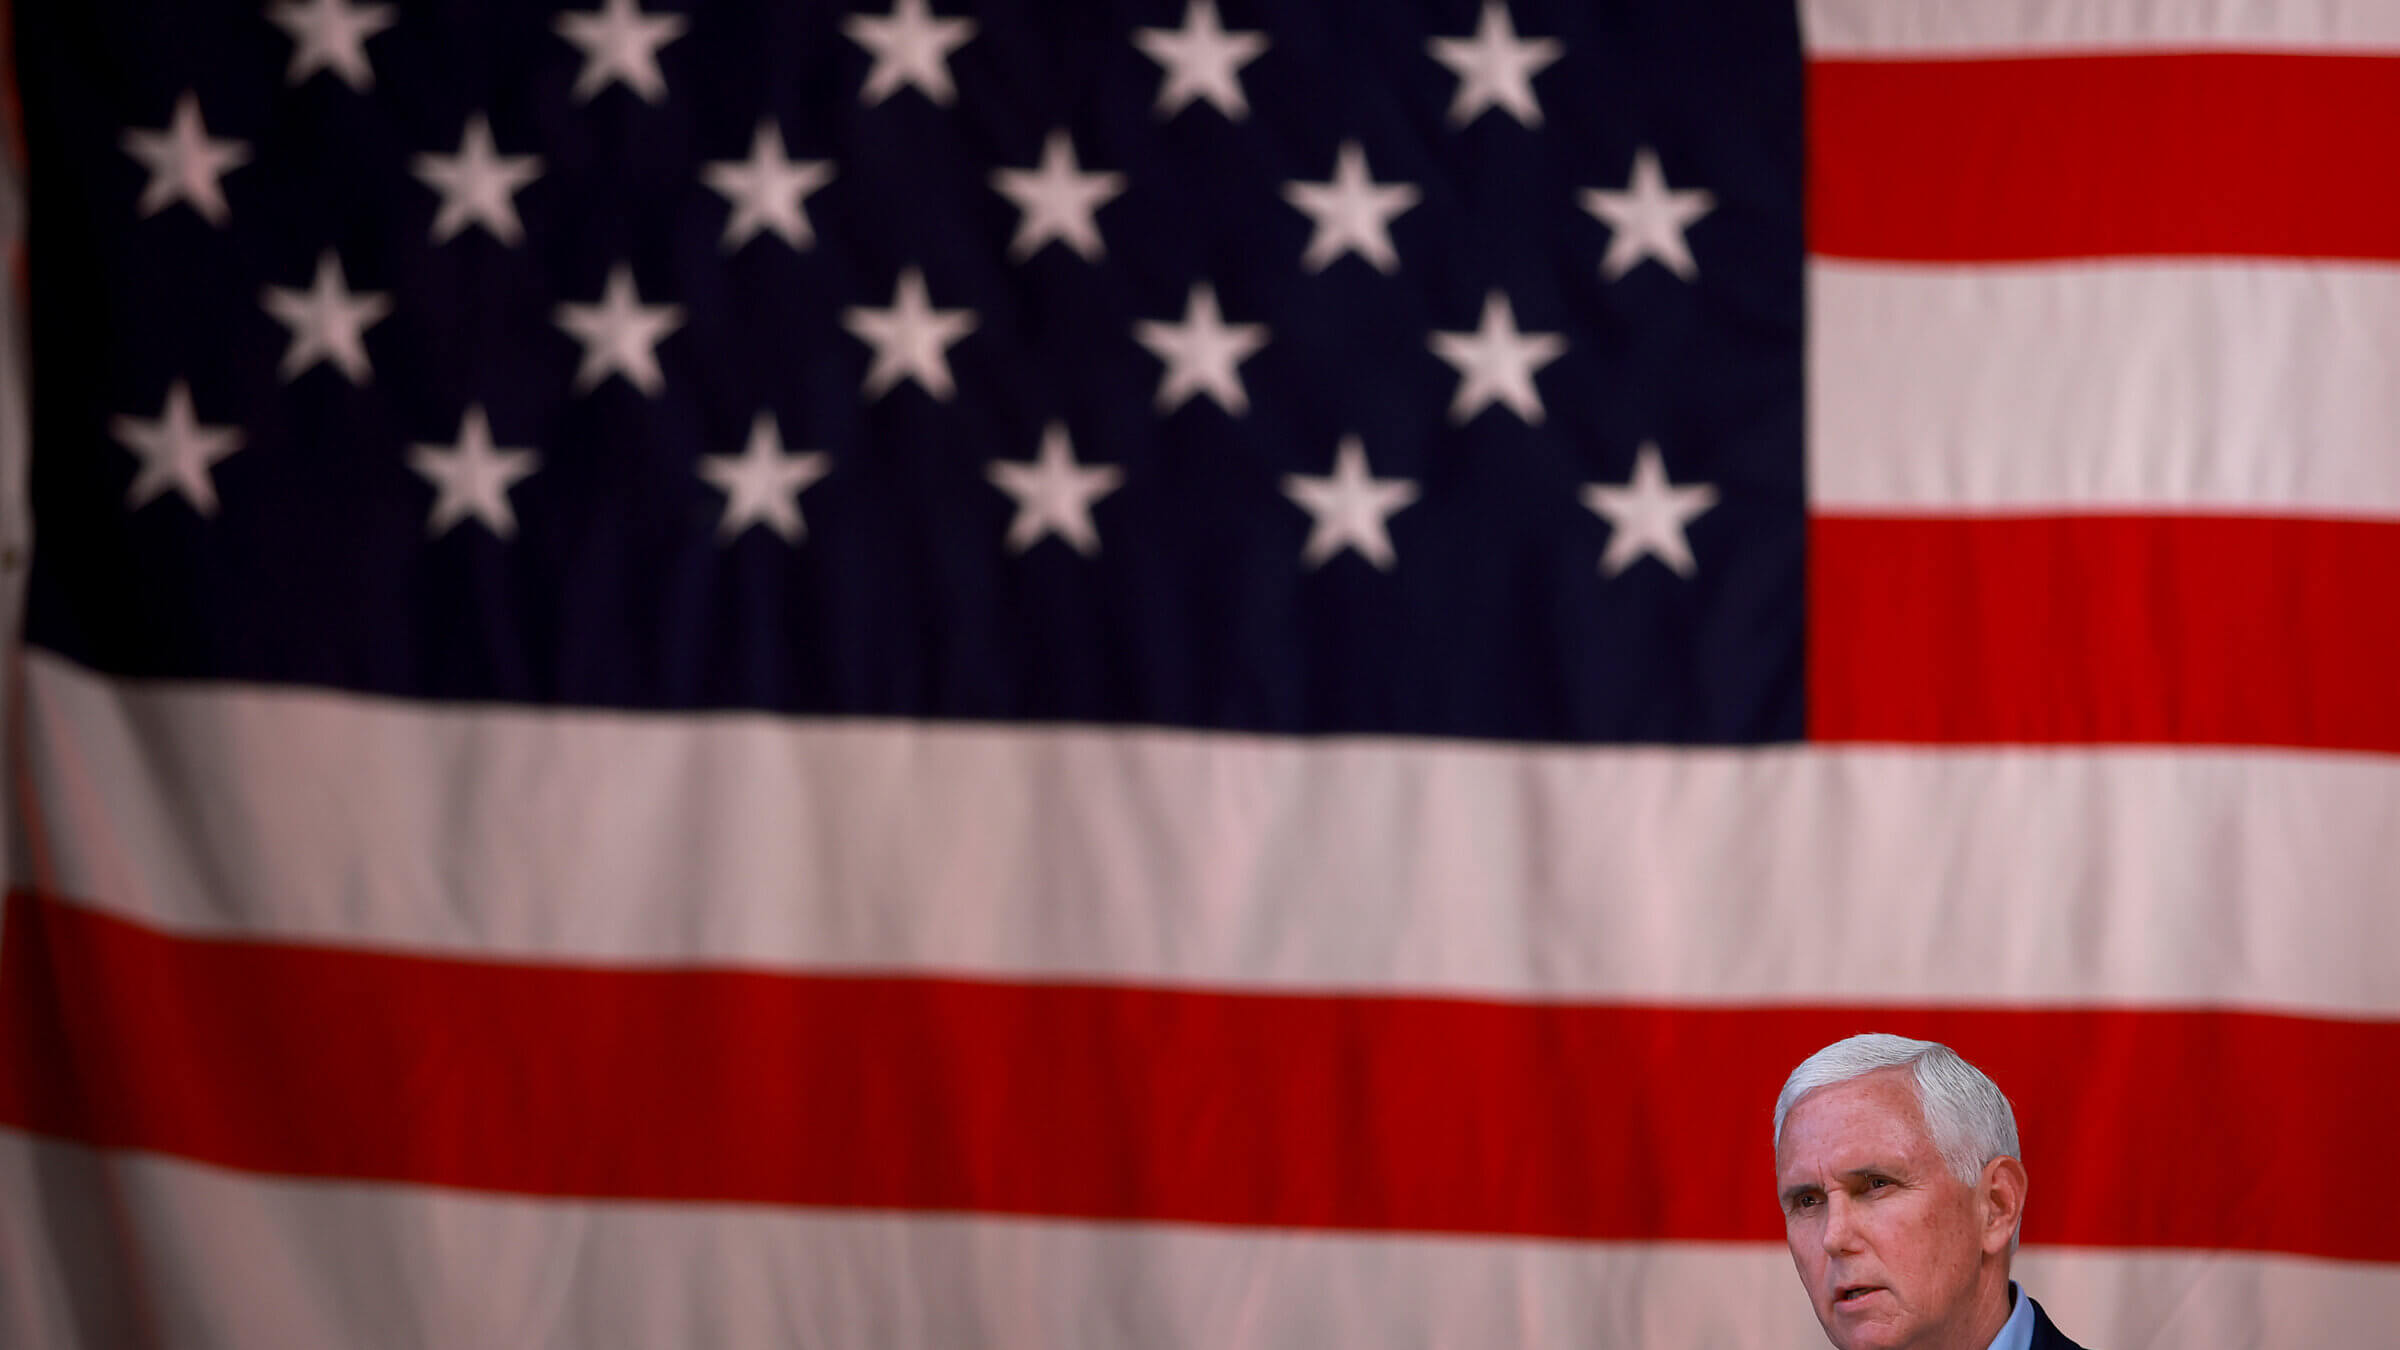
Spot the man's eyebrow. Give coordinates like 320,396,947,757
1779,1164,1904,1203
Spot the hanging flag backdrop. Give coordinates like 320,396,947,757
3,0,2396,1344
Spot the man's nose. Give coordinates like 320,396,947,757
1820,1194,1863,1255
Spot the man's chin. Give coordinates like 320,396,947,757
1819,1293,1909,1350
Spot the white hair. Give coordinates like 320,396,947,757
1772,1033,2020,1185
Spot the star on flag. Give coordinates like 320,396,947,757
991,130,1125,263
1582,443,1718,578
1284,436,1419,571
122,92,250,227
1134,283,1269,416
1282,141,1421,274
841,267,978,401
703,123,835,253
1133,0,1269,122
554,264,687,396
261,250,393,384
555,0,687,104
1427,291,1564,425
110,380,245,515
266,0,396,92
845,0,977,107
413,115,543,246
1427,2,1561,128
1581,147,1716,282
987,422,1123,556
409,405,541,539
700,414,832,544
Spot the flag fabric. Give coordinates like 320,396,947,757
1,0,2395,1344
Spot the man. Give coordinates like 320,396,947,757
1772,1033,2088,1350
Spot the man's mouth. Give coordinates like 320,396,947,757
1834,1285,1884,1307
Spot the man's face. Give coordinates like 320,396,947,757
1774,1069,2010,1350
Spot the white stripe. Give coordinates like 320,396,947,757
3,1133,2393,1350
1804,0,2400,56
1809,259,2400,515
17,651,2398,1015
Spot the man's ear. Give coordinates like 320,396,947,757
1978,1155,2029,1255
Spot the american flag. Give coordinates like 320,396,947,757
1,0,2393,1345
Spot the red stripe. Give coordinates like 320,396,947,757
1810,514,2400,752
1809,53,2400,262
1,891,2389,1260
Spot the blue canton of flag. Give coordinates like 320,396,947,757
22,0,1802,743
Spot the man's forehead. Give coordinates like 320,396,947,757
1776,1069,1936,1169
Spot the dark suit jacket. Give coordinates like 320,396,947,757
2028,1296,2088,1350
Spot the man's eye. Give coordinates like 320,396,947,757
1794,1194,1820,1210
1867,1177,1891,1190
